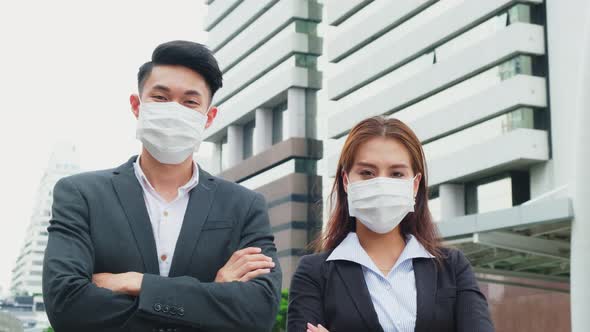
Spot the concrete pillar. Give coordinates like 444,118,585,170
254,108,273,155
439,184,465,219
571,10,590,331
284,87,307,139
227,125,243,169
210,142,222,175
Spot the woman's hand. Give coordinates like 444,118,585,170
307,322,329,332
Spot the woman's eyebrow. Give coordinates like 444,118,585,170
389,164,410,169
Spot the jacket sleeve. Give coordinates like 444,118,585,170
136,192,282,332
454,250,495,332
287,255,325,332
43,177,139,331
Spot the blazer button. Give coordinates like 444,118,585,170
178,307,185,316
169,306,177,315
153,303,162,312
163,305,170,313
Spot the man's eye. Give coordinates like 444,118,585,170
152,95,167,101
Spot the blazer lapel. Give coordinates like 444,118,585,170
111,156,159,275
414,258,437,332
335,261,384,332
168,168,218,277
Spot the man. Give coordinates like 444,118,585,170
42,41,282,332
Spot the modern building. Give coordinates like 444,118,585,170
10,143,79,323
202,0,324,288
203,0,589,330
321,0,587,331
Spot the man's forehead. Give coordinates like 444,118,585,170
144,65,210,96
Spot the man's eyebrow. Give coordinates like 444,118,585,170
184,90,202,97
152,85,171,92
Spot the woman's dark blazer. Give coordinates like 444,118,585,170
287,247,494,332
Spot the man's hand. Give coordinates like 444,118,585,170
92,272,143,296
215,247,275,283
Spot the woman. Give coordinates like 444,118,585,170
288,117,494,332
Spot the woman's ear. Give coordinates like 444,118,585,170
342,170,349,193
413,173,422,198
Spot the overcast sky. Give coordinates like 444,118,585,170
0,0,209,294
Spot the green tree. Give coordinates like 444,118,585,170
273,289,289,332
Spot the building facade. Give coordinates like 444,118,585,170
11,144,80,297
321,0,586,331
203,0,324,288
204,0,588,330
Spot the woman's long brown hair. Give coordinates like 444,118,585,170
314,116,442,257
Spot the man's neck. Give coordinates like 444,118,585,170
139,148,194,201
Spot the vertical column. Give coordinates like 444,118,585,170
254,108,273,155
227,125,244,169
439,184,465,219
571,10,590,331
284,87,307,139
210,142,222,175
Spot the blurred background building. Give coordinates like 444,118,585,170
205,0,588,331
9,143,79,330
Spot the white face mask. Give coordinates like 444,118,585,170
347,176,417,234
136,102,208,165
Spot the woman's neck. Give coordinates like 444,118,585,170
356,222,406,275
139,148,194,202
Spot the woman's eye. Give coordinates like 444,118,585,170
392,172,404,178
359,170,374,176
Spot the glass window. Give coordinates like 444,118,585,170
422,107,539,161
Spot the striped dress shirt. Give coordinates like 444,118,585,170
327,232,434,332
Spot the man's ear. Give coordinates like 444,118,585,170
130,94,140,119
205,107,218,129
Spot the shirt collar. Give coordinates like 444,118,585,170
133,155,200,197
327,232,434,275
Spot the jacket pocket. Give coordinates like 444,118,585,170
202,219,234,230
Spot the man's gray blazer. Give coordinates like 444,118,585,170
42,156,282,332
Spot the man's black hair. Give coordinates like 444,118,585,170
137,40,223,99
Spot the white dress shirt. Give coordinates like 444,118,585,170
133,156,200,277
327,232,434,332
